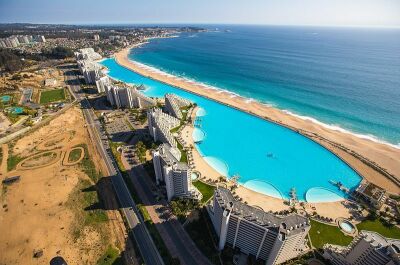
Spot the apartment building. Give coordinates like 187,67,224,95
152,143,201,201
147,108,180,147
209,188,310,265
105,84,156,108
323,231,400,265
164,93,192,119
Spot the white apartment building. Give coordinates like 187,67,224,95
77,60,102,84
75,48,102,61
147,108,180,147
75,48,104,85
323,231,400,265
164,93,192,119
209,188,310,265
95,76,110,93
35,35,46,43
152,143,201,201
105,84,155,109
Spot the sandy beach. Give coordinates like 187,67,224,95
114,46,400,195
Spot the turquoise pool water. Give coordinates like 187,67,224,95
6,106,24,114
340,221,355,233
192,128,206,142
102,58,362,202
1,95,11,103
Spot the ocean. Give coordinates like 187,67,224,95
130,25,400,147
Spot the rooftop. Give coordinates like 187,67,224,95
215,188,309,234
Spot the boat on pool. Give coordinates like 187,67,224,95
101,58,363,202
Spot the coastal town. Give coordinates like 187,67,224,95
1,22,400,265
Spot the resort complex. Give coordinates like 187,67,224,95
105,84,156,109
323,231,400,265
165,93,193,119
209,187,310,264
152,143,202,201
1,17,400,265
147,107,180,147
75,48,104,85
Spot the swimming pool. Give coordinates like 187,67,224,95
339,220,356,234
5,106,24,114
101,58,362,202
1,95,11,103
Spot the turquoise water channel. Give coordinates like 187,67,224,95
102,58,362,202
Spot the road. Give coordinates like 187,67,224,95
65,67,164,265
122,149,213,265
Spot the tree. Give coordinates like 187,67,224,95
0,49,25,72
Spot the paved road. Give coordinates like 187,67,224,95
65,67,164,265
122,150,213,265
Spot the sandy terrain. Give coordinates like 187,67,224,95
0,107,127,265
115,47,400,196
0,66,65,106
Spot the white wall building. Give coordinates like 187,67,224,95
105,84,155,109
75,48,104,85
147,108,180,147
209,188,310,265
164,93,192,119
152,143,201,201
75,48,102,61
323,231,400,265
95,76,110,93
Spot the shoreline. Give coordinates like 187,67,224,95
113,45,400,194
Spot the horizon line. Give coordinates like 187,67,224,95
1,21,400,29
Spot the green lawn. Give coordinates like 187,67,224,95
176,141,187,163
97,246,122,265
357,218,400,239
309,219,353,249
7,153,24,171
78,144,102,182
193,181,215,203
40,88,65,104
68,148,82,163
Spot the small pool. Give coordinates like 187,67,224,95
1,95,11,103
11,107,24,114
191,171,200,180
340,221,355,233
196,107,206,116
192,128,206,142
5,107,24,114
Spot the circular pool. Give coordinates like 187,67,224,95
192,128,206,142
191,171,200,180
196,107,206,116
339,219,356,235
1,95,11,103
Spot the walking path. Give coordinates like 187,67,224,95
1,144,9,176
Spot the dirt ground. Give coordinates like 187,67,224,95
0,106,129,265
0,66,65,105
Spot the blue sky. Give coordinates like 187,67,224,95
0,0,399,27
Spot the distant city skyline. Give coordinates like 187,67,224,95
0,0,399,28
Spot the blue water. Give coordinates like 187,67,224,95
101,58,362,201
1,95,11,102
131,26,400,146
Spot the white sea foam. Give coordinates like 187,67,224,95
282,109,400,150
125,57,400,150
